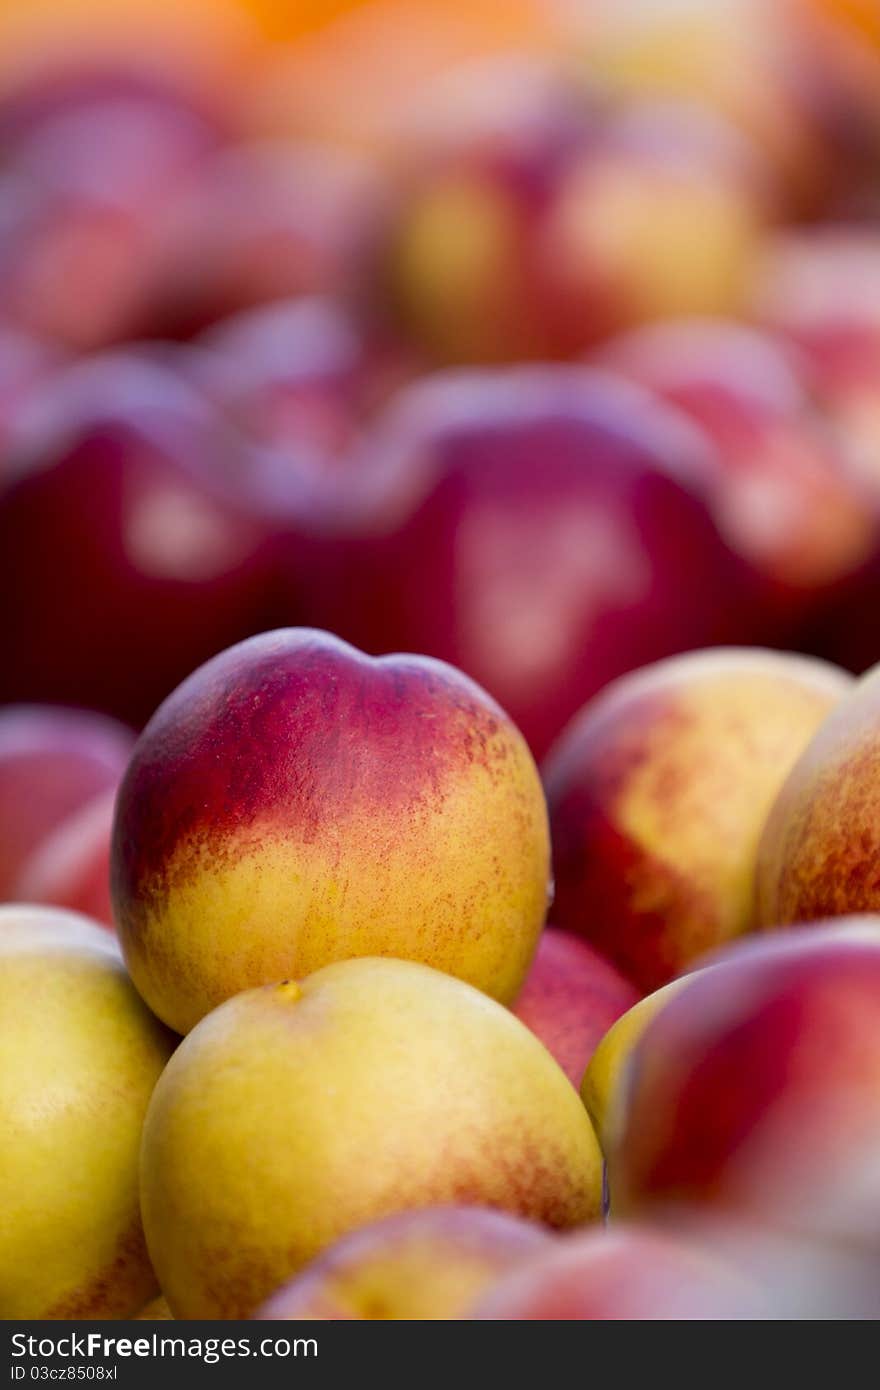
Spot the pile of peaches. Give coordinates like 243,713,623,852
4,0,880,1321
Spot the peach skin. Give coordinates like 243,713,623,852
605,920,880,1244
544,647,851,991
0,905,174,1319
581,977,691,1146
112,628,551,1034
757,663,880,927
596,316,875,631
253,1207,550,1320
135,1296,173,1320
512,927,639,1088
16,789,116,928
0,704,132,899
470,1224,757,1320
140,957,603,1318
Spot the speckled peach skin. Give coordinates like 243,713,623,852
140,957,603,1319
544,647,851,992
112,628,551,1035
756,664,880,927
0,906,174,1319
253,1207,550,1321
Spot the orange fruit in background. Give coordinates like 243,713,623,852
799,0,880,48
235,0,379,42
0,0,263,95
793,0,880,137
0,0,567,152
241,0,555,45
242,0,566,155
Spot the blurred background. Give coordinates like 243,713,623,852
2,0,880,912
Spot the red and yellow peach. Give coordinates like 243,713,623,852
545,647,851,991
253,1206,550,1321
605,921,880,1244
597,317,874,629
471,1224,756,1320
112,628,551,1033
388,65,770,363
757,663,880,926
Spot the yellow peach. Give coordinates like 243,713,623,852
141,957,603,1318
134,1296,173,1320
253,1207,550,1321
0,905,174,1319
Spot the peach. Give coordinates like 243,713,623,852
15,788,116,928
537,101,769,344
253,1207,550,1321
512,928,639,1088
751,228,880,674
387,63,770,362
134,1295,173,1320
0,327,60,472
135,139,388,339
581,978,691,1146
112,628,550,1033
544,648,850,992
596,318,874,627
189,296,416,473
383,56,601,363
756,663,880,926
753,227,880,481
605,921,880,1244
140,957,603,1318
0,350,290,725
0,67,221,351
664,1214,880,1319
0,705,132,899
471,1224,756,1320
563,0,833,213
0,904,174,1318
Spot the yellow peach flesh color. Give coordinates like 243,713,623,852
0,906,173,1319
611,653,849,961
582,978,691,1145
141,957,603,1319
